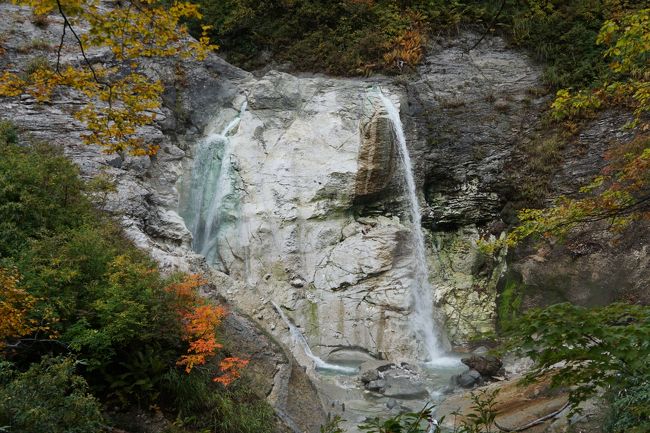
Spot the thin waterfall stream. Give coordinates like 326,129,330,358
378,92,455,366
271,302,358,374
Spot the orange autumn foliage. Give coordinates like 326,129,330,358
214,357,249,386
166,274,248,386
166,273,207,299
176,304,226,373
381,11,428,72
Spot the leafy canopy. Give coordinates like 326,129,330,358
0,134,246,409
503,302,650,414
0,357,105,433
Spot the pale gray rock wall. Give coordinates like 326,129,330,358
177,71,424,360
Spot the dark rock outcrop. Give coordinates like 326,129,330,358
461,354,503,377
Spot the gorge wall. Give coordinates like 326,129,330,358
173,33,545,361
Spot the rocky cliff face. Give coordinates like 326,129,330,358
170,33,551,360
0,2,541,360
179,73,426,361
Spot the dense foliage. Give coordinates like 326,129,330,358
606,380,650,433
0,124,269,432
0,357,105,433
504,303,650,428
504,7,649,247
191,0,641,89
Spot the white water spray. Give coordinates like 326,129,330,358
378,92,455,366
182,101,247,264
271,302,358,375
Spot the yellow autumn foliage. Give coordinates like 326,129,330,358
0,0,217,156
0,268,37,348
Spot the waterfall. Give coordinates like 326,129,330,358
271,302,359,375
181,101,247,265
377,92,448,364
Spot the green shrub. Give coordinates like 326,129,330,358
0,133,271,432
503,303,650,414
0,120,17,145
14,228,185,403
606,380,650,433
160,368,277,433
0,140,89,257
0,138,185,404
0,357,105,433
0,139,169,399
496,275,524,333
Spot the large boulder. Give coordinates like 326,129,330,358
361,363,429,399
461,354,503,377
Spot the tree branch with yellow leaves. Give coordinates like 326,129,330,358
485,8,650,252
0,0,217,157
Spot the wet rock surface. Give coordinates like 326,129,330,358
453,369,483,388
360,363,429,399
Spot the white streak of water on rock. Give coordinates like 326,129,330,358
271,302,358,374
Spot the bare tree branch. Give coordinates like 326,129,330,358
55,0,102,84
465,0,506,53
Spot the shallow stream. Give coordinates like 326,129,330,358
312,357,466,432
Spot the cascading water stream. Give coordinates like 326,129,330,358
271,302,358,375
378,92,455,366
182,101,247,264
